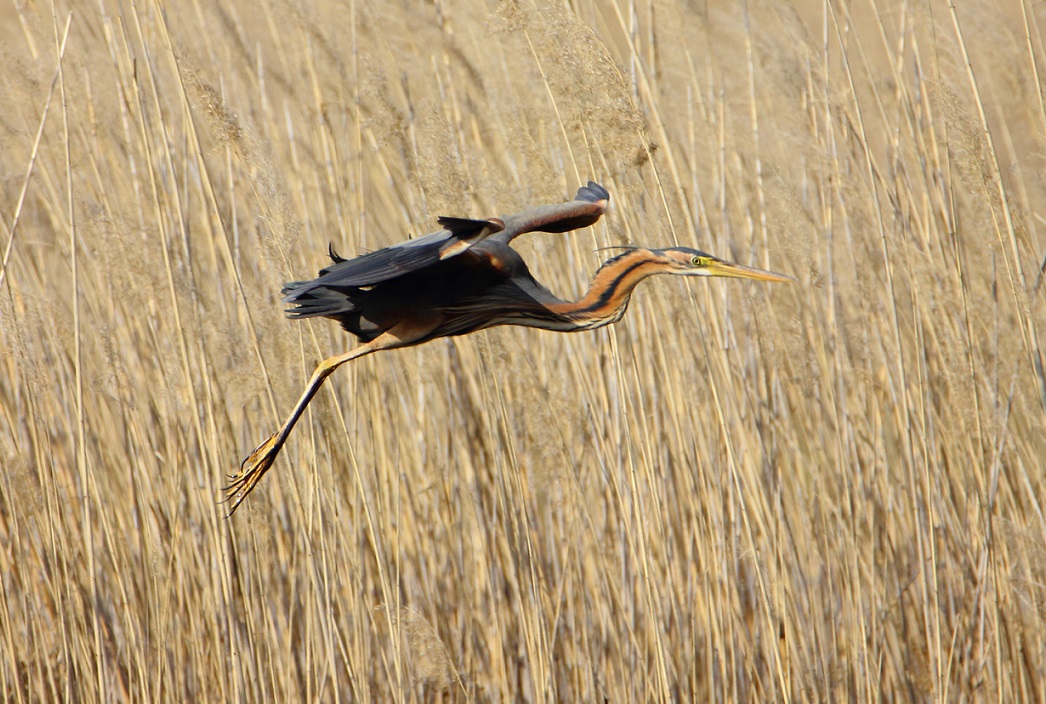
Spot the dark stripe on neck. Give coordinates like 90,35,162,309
569,255,649,319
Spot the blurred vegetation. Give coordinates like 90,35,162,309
0,0,1043,701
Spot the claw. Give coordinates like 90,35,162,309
223,431,281,515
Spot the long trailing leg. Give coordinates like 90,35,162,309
224,321,436,514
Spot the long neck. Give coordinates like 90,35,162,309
539,249,661,331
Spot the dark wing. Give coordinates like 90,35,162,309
283,216,505,298
490,181,610,244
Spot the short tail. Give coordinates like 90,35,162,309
281,281,357,320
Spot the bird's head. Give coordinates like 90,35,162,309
651,247,795,283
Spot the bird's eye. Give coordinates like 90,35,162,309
691,255,704,267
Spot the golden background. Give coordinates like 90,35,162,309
1,0,1043,700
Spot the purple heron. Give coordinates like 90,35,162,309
226,182,792,513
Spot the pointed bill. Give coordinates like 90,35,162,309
706,258,796,283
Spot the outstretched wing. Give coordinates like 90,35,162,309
490,181,610,244
284,216,505,297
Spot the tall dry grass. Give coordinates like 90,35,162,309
1,0,1044,701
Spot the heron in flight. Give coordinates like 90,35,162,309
226,182,792,513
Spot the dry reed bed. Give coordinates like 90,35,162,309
0,0,1043,701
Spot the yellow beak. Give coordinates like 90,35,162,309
705,258,796,283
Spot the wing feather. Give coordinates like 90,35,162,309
285,217,505,297
492,181,610,243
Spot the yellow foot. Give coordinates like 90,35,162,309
224,431,281,515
